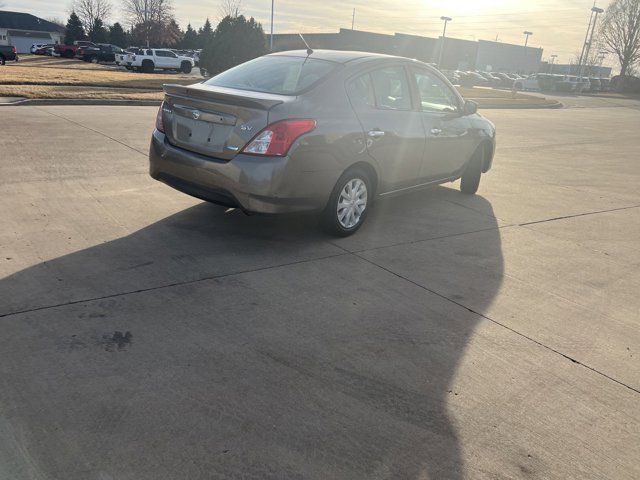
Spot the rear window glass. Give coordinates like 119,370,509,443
205,55,338,95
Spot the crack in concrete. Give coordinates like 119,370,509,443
35,107,149,157
345,249,640,396
519,204,640,226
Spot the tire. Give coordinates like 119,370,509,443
64,50,74,58
91,56,98,64
180,61,192,74
460,147,484,195
0,55,5,66
321,167,372,237
514,82,523,90
141,60,154,73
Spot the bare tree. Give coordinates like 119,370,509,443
74,0,112,33
123,0,174,47
122,0,173,25
218,0,242,19
600,0,640,76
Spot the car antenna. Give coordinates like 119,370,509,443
298,33,313,56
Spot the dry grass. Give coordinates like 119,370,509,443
0,85,163,100
1,66,197,89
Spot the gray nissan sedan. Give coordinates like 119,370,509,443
150,49,496,236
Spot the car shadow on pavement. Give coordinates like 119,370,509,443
0,186,503,480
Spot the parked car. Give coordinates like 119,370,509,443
588,77,602,92
441,69,460,85
553,75,576,92
54,41,96,58
76,43,124,63
30,43,48,54
116,48,142,67
149,50,496,236
514,74,541,91
493,72,516,88
127,48,194,73
478,72,501,87
0,45,18,65
459,71,490,88
575,77,591,94
34,44,54,55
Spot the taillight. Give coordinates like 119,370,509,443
156,101,166,133
242,119,316,156
12,47,16,54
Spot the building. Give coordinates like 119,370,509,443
273,29,544,74
0,11,65,53
476,40,543,74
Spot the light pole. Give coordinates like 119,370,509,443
522,31,533,74
549,54,557,74
437,16,452,68
579,6,604,78
269,0,275,50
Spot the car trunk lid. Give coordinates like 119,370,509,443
162,83,290,160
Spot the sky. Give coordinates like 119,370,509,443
3,0,614,65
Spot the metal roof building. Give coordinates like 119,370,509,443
0,11,65,53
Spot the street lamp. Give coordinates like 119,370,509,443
549,54,557,74
579,6,604,78
437,16,452,68
522,31,533,74
270,0,275,50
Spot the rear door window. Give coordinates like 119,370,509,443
346,74,375,109
205,55,338,95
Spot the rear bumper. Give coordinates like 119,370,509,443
149,130,337,214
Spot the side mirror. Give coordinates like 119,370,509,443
463,100,478,116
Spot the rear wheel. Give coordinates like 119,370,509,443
0,55,5,66
64,50,74,58
141,60,154,73
460,147,484,195
322,168,371,237
180,61,192,74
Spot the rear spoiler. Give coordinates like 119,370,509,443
163,84,285,110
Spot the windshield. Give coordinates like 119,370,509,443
205,55,338,95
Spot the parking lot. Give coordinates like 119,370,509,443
1,100,639,479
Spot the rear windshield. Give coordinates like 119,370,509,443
205,55,338,95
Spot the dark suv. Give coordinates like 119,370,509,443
0,45,18,65
150,50,496,236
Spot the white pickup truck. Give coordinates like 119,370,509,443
125,48,195,74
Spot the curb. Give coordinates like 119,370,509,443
0,98,162,107
475,101,564,110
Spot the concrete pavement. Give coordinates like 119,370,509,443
0,103,639,479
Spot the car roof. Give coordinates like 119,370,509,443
268,49,408,64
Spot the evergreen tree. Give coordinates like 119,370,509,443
181,23,198,49
198,18,214,49
89,18,109,43
64,11,86,44
200,15,267,75
108,22,127,47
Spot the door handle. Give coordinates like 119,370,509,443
367,130,385,138
430,128,442,136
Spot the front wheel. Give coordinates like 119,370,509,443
460,147,484,195
180,62,192,74
322,168,371,237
